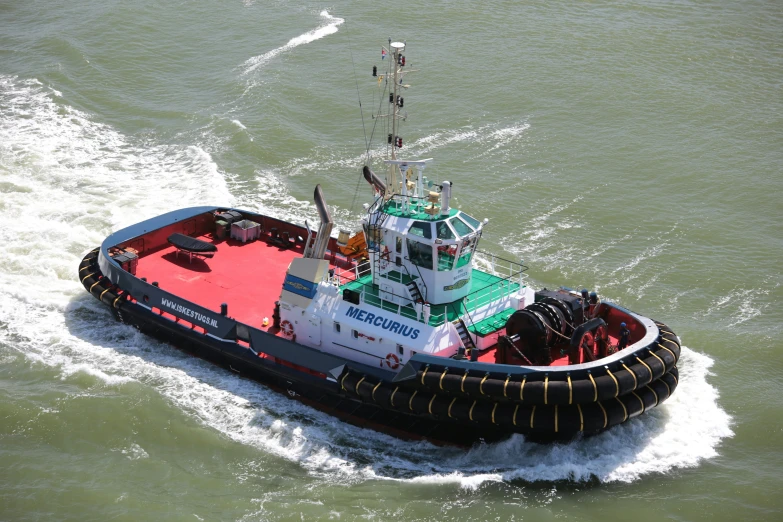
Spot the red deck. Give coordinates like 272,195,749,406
132,229,627,367
134,234,355,332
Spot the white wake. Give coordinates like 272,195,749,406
241,11,344,75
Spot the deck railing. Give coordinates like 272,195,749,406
462,251,527,307
327,251,527,329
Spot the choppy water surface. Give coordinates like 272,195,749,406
1,1,781,520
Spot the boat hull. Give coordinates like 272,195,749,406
79,247,679,445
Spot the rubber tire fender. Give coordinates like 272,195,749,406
477,376,507,397
389,388,412,410
355,378,378,402
409,391,434,415
634,384,659,412
529,404,556,434
545,379,571,405
81,275,99,290
594,373,621,401
510,403,535,428
420,367,454,392
491,403,518,425
468,400,494,424
660,367,679,396
555,404,584,434
340,371,362,396
100,290,119,307
447,397,473,421
520,379,546,403
90,279,109,298
638,349,667,381
649,366,679,404
580,401,610,433
659,333,681,361
602,397,628,428
618,391,645,420
612,368,638,396
371,383,393,405
429,395,454,418
625,361,653,388
648,376,672,404
461,375,487,396
570,377,599,403
653,344,677,373
438,372,468,394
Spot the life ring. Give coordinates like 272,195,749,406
385,352,400,370
379,246,390,270
280,320,294,339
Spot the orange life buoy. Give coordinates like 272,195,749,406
385,352,400,370
280,320,294,339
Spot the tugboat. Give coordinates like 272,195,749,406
79,40,680,445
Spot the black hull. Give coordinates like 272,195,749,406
113,296,529,446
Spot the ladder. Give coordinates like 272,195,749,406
453,318,476,351
406,280,423,303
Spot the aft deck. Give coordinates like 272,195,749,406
133,234,355,331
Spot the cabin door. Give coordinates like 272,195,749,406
307,315,322,346
380,283,394,302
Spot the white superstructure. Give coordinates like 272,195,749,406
277,40,533,371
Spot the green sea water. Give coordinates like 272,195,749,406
1,1,781,520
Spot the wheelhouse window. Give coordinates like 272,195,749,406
456,235,477,268
436,220,455,240
460,212,481,229
406,238,433,270
449,216,474,237
437,244,458,271
409,221,433,239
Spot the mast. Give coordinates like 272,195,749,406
388,40,405,197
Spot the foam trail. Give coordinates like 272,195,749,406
242,11,344,74
0,74,232,325
280,121,530,178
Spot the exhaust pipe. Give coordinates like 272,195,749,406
363,166,386,196
310,184,334,260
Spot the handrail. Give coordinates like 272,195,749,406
449,300,479,336
378,262,416,287
463,277,519,314
331,245,528,329
402,256,429,302
465,250,527,302
381,193,435,215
